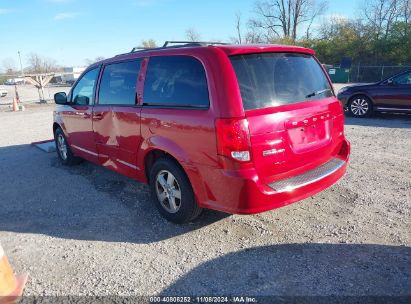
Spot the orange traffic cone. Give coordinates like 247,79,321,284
0,243,27,304
12,98,18,112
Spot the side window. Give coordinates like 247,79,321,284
71,68,100,105
393,72,411,85
98,59,142,105
143,56,209,108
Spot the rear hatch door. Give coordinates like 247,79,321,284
230,52,345,182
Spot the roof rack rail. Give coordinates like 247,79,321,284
130,46,154,52
127,41,229,54
163,41,228,47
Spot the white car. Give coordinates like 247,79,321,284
0,89,7,97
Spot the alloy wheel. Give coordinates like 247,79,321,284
57,134,68,160
155,170,182,213
350,98,369,116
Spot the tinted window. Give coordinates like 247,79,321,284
393,71,411,85
230,53,333,110
71,68,100,105
98,60,142,105
143,56,209,108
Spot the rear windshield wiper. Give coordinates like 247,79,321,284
305,88,332,98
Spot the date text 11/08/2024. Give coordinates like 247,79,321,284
149,296,257,303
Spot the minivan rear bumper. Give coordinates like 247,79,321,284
200,139,350,214
268,158,346,193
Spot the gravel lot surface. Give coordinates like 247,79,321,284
0,103,410,297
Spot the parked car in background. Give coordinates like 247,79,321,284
0,89,7,97
65,79,76,86
53,42,350,223
337,69,411,117
4,78,25,85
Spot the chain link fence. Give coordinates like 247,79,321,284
349,65,411,83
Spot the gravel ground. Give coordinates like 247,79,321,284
0,104,410,297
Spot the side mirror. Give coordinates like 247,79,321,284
54,92,68,104
387,78,394,85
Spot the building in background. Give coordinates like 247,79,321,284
61,67,86,84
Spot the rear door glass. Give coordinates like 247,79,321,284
143,56,209,108
98,59,142,105
230,53,333,110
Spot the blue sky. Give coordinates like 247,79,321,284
0,0,359,70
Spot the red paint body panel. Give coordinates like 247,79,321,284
246,98,345,182
111,107,142,174
58,104,98,163
54,44,350,215
200,154,348,214
217,44,315,56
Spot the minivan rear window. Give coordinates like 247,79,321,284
230,53,333,110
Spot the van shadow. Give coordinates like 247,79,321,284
160,243,411,297
344,112,411,128
0,144,229,244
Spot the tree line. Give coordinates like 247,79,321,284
3,0,410,74
142,0,411,66
235,0,411,65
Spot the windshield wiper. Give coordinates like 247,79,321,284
305,88,332,98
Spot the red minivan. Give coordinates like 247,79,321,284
53,42,350,223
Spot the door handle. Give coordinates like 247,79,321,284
75,112,91,119
93,113,103,120
74,112,91,118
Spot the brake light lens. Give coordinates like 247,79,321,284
215,118,251,162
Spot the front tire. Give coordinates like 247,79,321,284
348,95,373,117
149,157,202,224
54,128,82,166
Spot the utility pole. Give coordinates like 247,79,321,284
16,51,24,103
17,51,24,77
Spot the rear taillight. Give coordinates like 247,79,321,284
215,118,251,162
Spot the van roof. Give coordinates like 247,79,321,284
124,42,315,57
91,43,315,68
214,44,315,56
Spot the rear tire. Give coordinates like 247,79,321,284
54,128,82,166
348,95,373,117
149,157,202,224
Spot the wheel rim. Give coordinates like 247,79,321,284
57,134,68,160
350,98,369,116
155,170,182,214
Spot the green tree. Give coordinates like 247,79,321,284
142,39,157,48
